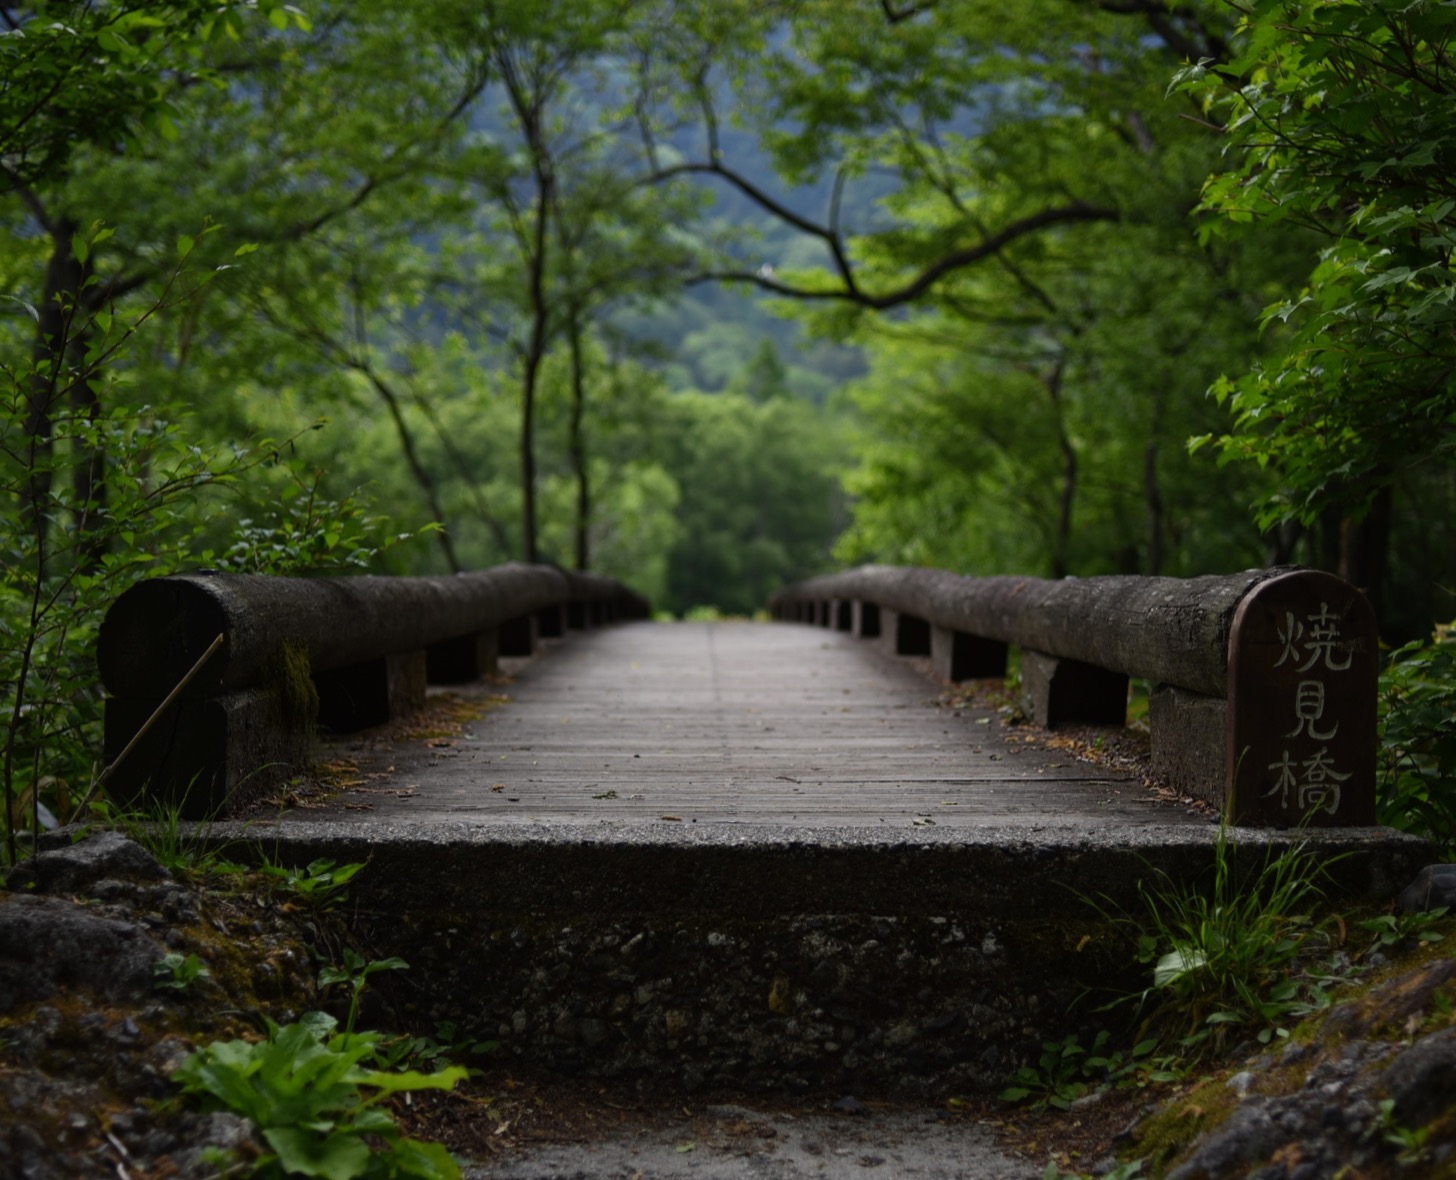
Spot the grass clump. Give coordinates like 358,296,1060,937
1117,831,1341,1053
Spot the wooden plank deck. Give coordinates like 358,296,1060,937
298,621,1205,830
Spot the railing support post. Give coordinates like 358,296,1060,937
1020,651,1127,728
427,630,500,684
881,609,932,657
498,614,537,657
1149,686,1225,807
932,627,1008,682
315,650,427,732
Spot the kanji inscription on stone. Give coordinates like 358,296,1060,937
1226,569,1378,826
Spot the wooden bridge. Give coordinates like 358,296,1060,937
93,563,1428,1093
293,619,1199,831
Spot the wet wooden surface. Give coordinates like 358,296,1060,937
303,621,1206,830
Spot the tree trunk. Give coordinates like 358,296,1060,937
1144,387,1167,576
520,320,543,567
499,52,553,568
1045,356,1076,579
1317,502,1343,573
1339,482,1394,628
22,218,82,552
567,310,590,571
517,174,552,565
1265,519,1303,566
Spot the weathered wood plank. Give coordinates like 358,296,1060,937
304,621,1206,830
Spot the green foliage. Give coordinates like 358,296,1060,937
1379,623,1456,853
173,1011,465,1180
1000,1033,1091,1112
154,951,212,992
93,800,239,877
1043,1161,1145,1180
1098,833,1341,1053
691,0,1285,580
317,948,410,1038
1377,1097,1436,1168
1355,907,1449,957
1179,0,1456,528
0,235,253,862
257,858,366,911
371,1021,499,1077
203,470,435,576
657,390,843,615
0,1,307,190
1001,1031,1180,1112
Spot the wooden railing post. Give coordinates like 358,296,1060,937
931,628,1007,682
1020,652,1127,728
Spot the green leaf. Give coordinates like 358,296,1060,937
385,1138,462,1180
263,1126,371,1180
1153,948,1206,989
357,1065,468,1096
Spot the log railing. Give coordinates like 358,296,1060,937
770,565,1379,828
97,562,649,818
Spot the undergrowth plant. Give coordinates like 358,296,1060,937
257,856,366,910
372,1020,500,1076
173,1010,465,1180
1379,624,1456,855
167,854,465,1178
1000,1031,1176,1112
1044,1161,1145,1180
319,948,410,1036
84,798,244,878
1093,829,1342,1055
0,231,234,865
154,951,212,992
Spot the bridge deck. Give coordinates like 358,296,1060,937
296,620,1202,830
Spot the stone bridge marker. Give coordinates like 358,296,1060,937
1227,569,1378,826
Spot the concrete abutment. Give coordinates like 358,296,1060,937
207,820,1428,1095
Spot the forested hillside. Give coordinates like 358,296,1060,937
5,0,1456,849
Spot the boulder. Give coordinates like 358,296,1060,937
5,830,167,895
0,894,166,1009
1396,864,1456,914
